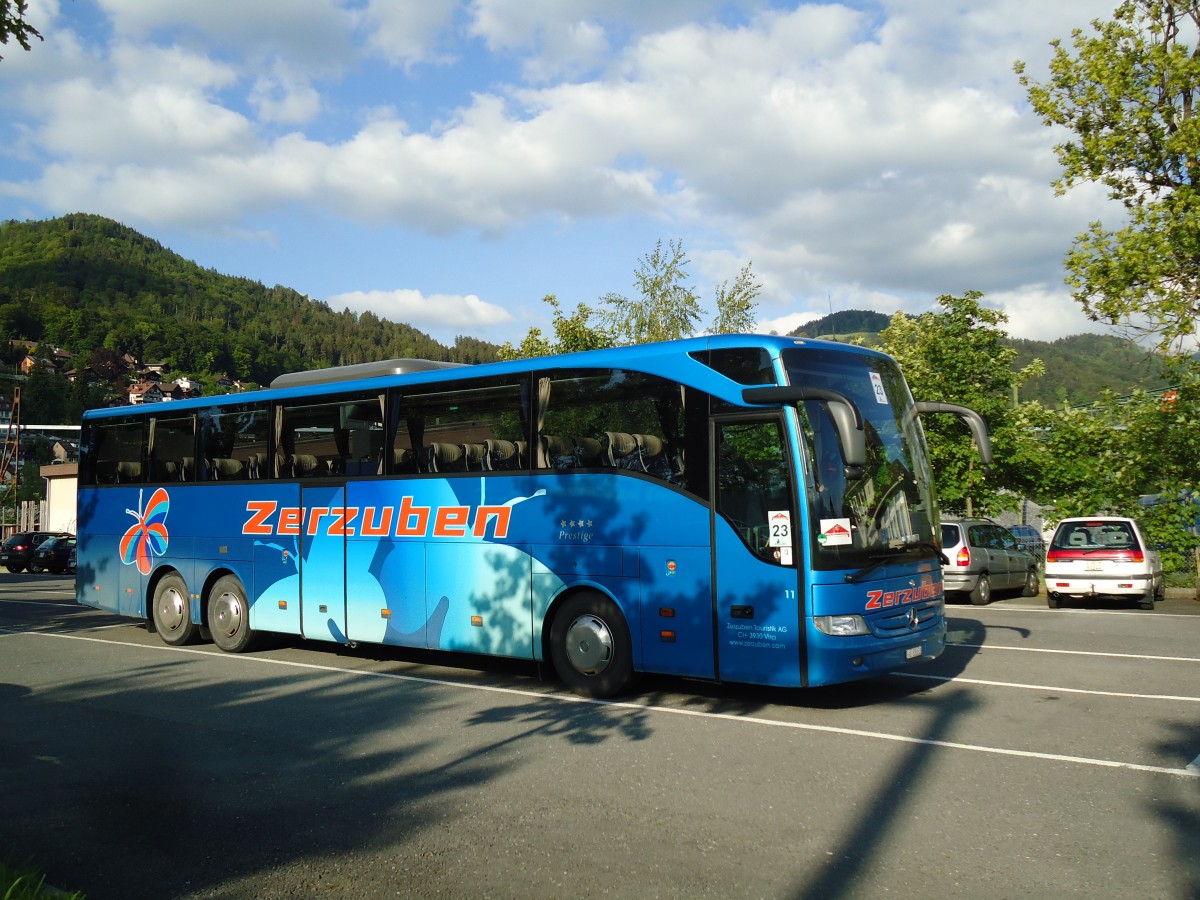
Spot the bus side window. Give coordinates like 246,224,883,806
394,377,527,476
199,402,270,483
716,419,792,561
539,368,690,487
148,414,196,482
83,418,145,486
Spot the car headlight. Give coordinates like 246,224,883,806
814,614,869,636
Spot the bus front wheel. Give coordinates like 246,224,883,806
208,575,260,653
549,593,635,699
153,572,199,646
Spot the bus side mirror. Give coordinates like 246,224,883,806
741,386,866,471
913,401,993,470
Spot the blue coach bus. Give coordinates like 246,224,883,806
76,334,989,697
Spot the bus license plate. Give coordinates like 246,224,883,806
906,645,922,659
1086,561,1103,572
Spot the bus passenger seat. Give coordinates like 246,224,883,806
180,457,195,481
394,448,418,473
634,433,673,480
245,452,266,479
209,458,245,480
573,437,602,467
485,439,521,470
428,443,464,472
289,454,320,478
603,432,641,468
115,461,143,482
542,435,577,469
462,443,486,470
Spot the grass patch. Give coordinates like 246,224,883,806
1,858,84,900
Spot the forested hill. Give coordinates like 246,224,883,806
0,213,499,388
793,310,1169,406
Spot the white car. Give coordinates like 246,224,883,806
1044,516,1164,610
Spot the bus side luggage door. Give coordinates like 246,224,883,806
299,484,348,643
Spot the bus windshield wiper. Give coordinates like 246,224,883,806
844,541,948,583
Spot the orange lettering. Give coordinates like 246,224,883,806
306,507,330,536
395,496,429,536
279,508,302,536
434,506,469,537
328,507,358,536
473,505,512,538
360,506,394,537
243,500,277,535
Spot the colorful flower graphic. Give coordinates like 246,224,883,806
120,488,170,575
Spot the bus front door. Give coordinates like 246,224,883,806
711,417,805,688
299,483,349,643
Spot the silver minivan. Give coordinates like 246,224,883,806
941,517,1041,605
1044,516,1163,609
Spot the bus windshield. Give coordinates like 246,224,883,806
782,346,937,569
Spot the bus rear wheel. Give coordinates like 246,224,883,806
549,593,635,699
208,575,260,653
153,572,199,646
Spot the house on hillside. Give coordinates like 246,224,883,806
128,382,164,404
19,355,58,377
164,378,202,401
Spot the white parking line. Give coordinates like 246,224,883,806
4,626,1197,780
947,641,1200,664
897,671,1200,703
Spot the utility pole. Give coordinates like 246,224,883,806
1,387,21,533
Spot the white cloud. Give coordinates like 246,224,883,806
249,67,322,124
327,288,514,333
359,0,459,68
95,0,358,66
1,0,1131,343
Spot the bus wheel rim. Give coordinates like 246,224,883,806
564,614,614,676
157,586,187,632
213,590,244,637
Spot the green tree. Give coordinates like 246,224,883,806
709,263,762,335
0,0,41,60
600,239,761,344
1015,0,1200,355
600,239,703,344
502,241,761,360
877,291,1045,516
498,295,613,361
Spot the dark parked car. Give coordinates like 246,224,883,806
1007,524,1045,556
941,517,1040,605
32,535,77,574
1,531,73,573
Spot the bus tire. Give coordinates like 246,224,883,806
969,574,991,606
153,572,199,646
549,593,635,699
208,575,260,653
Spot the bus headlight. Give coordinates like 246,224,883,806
814,614,869,636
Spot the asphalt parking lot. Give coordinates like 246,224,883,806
1,573,1198,899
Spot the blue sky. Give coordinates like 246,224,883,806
1,0,1120,347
